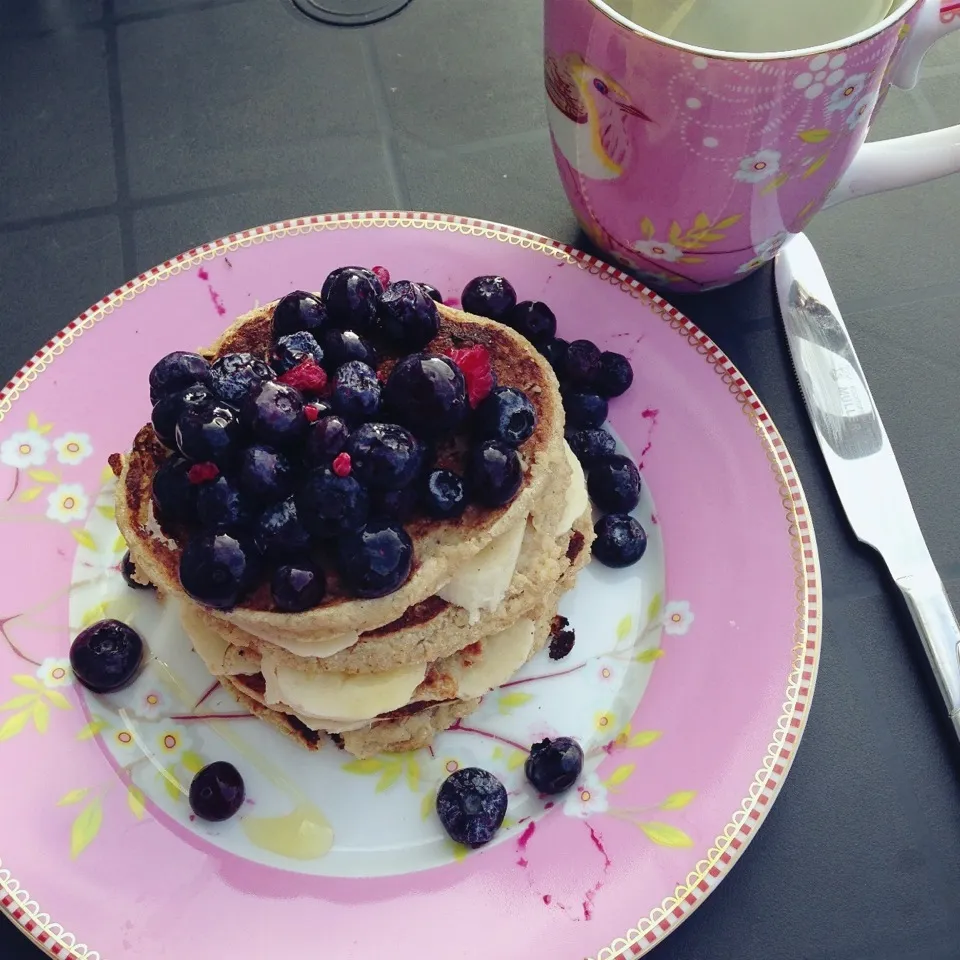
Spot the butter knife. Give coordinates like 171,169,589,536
775,233,960,741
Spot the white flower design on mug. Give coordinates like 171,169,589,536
53,432,94,466
45,483,89,523
826,73,869,113
0,430,50,468
733,150,781,184
631,238,685,263
846,93,878,130
793,52,847,100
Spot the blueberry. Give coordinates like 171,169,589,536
238,444,295,503
179,532,263,610
70,619,144,694
377,280,440,350
242,381,308,447
270,331,324,375
152,456,198,525
196,475,255,531
587,454,641,513
566,427,616,465
209,353,274,406
592,514,647,568
151,383,213,448
475,387,537,447
189,761,245,822
419,283,443,303
337,520,413,598
461,276,517,321
305,415,351,465
321,328,377,371
271,561,326,612
254,497,312,561
121,551,153,590
384,354,468,438
272,290,327,339
331,361,381,423
321,266,382,334
506,301,556,345
436,767,507,847
468,440,522,507
422,468,467,519
541,337,569,377
175,403,245,468
524,738,583,795
564,340,602,389
597,351,634,398
369,484,418,522
563,391,608,429
296,468,369,539
149,351,211,404
345,422,422,490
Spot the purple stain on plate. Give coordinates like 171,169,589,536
208,285,227,316
443,297,460,308
198,268,209,281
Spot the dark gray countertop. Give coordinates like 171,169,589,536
2,1,960,958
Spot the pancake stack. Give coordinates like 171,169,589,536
113,296,593,758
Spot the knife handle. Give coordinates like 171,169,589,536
896,572,960,737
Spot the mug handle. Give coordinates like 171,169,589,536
825,0,960,208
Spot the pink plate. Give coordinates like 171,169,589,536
0,212,820,960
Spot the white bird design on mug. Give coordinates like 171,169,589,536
545,52,652,181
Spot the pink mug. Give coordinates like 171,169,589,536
544,0,960,292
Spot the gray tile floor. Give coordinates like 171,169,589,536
2,3,960,960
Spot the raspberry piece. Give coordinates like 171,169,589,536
303,404,320,423
332,452,352,478
371,265,390,288
187,462,220,484
446,345,494,408
277,357,328,396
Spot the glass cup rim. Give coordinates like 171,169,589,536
583,0,920,62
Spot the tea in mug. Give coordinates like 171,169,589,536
603,0,901,54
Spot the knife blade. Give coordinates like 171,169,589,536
776,233,960,741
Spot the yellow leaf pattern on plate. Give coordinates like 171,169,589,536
0,694,38,711
405,754,420,791
112,534,127,554
80,603,109,629
12,675,42,690
0,710,29,740
507,751,527,771
76,717,108,740
376,764,402,793
100,465,117,484
27,413,53,434
498,692,532,714
604,763,635,789
660,790,697,811
127,785,147,820
634,648,664,663
638,821,694,848
647,593,662,624
96,505,116,519
56,787,90,807
72,529,97,551
27,469,59,484
32,700,49,733
71,798,103,858
420,789,436,821
181,750,205,774
449,840,469,862
342,758,384,775
19,487,42,502
162,765,183,801
628,730,662,748
616,615,633,642
45,689,71,710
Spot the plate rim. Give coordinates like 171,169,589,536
0,209,821,960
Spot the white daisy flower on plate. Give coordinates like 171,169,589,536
53,432,94,466
563,773,608,819
631,238,684,263
36,657,73,688
1,430,50,468
116,673,171,721
143,722,198,768
663,600,695,636
45,483,89,523
733,149,781,184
